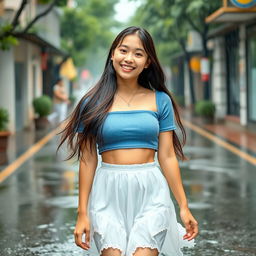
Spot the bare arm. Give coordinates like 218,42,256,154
77,137,98,215
74,135,98,250
157,131,198,240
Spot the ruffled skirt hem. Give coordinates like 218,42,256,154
90,207,194,256
88,161,195,256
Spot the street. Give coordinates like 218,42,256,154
1,1,256,255
0,127,255,256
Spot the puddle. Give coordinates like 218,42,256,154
44,196,78,208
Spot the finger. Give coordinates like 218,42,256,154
183,233,190,239
185,222,192,237
185,222,198,241
183,221,194,240
183,232,192,240
85,228,91,247
188,230,197,241
188,222,199,241
75,233,89,250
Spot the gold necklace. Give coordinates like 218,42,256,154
117,87,140,107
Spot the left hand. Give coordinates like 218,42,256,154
180,207,198,241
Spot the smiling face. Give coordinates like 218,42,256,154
111,33,150,83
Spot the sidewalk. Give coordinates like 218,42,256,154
0,124,57,171
0,88,84,172
181,108,256,156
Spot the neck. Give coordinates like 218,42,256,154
116,77,140,94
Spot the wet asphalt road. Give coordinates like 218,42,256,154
0,128,256,256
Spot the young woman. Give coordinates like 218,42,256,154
59,26,198,256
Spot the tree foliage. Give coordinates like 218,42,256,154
0,0,65,50
38,0,67,6
130,0,220,63
129,0,221,101
60,0,119,67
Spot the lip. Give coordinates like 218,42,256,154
120,64,135,72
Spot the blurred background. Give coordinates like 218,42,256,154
0,0,256,255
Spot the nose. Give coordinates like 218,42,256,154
124,52,134,63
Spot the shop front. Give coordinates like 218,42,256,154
247,25,256,123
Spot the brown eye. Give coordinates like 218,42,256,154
135,52,143,57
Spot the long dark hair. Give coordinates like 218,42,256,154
57,26,186,160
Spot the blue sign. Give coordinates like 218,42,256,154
230,0,256,8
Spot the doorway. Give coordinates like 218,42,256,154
225,29,240,116
15,62,26,131
247,27,256,123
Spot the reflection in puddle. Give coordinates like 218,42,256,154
37,223,54,229
188,202,212,209
28,237,95,256
44,196,78,208
0,135,255,256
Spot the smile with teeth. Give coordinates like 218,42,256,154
120,64,135,72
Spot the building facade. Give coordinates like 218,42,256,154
0,0,66,132
170,0,256,129
207,0,256,128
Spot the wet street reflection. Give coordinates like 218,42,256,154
0,129,256,256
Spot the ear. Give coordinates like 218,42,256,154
111,50,114,60
144,58,151,69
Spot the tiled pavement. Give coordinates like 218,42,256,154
181,109,256,156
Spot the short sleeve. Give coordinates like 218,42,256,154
75,97,89,133
158,91,176,132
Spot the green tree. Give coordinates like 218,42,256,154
0,0,67,50
176,0,220,99
60,0,119,67
130,0,196,103
130,0,221,102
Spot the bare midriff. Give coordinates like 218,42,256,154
101,148,155,165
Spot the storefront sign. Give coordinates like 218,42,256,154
200,57,210,82
230,0,256,8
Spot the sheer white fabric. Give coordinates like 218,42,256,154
87,161,195,256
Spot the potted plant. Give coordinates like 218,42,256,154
33,95,53,129
0,107,11,152
195,100,215,123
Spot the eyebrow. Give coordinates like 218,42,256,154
118,44,145,53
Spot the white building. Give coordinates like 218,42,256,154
171,0,256,129
207,0,256,128
0,0,66,132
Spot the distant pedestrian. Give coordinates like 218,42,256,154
58,26,198,256
53,77,70,123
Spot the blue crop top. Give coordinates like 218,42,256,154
76,90,176,154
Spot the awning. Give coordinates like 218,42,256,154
206,0,256,23
17,33,68,56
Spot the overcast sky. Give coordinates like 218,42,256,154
114,0,141,22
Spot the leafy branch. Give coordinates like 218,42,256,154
0,0,59,50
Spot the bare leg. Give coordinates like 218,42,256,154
133,247,159,256
101,247,122,256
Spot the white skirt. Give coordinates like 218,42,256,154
88,161,195,256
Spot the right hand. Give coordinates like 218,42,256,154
74,213,91,250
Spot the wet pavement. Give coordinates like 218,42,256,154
0,128,256,256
